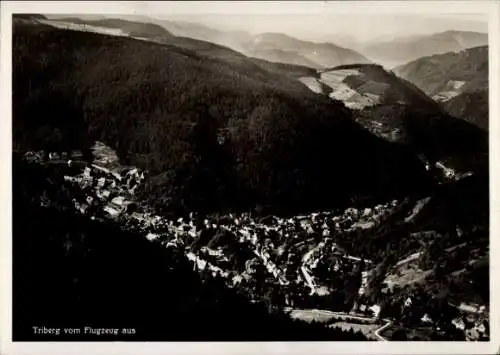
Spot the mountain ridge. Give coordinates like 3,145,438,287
47,15,370,69
13,19,431,216
360,30,488,68
394,46,488,130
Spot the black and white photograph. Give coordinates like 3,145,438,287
2,0,499,353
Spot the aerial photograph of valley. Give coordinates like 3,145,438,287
6,0,496,349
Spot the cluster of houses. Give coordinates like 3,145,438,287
23,149,84,164
450,304,489,341
28,146,408,322
26,143,488,340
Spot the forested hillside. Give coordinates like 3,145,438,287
300,63,488,174
362,31,488,68
13,20,430,216
11,14,491,343
12,155,369,341
394,46,488,130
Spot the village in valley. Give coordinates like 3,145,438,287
20,141,489,341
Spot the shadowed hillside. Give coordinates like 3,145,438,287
13,20,431,216
45,16,319,79
299,63,488,174
246,32,371,69
394,46,488,130
12,155,370,341
45,16,175,40
51,16,370,70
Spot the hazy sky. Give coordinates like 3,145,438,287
152,13,488,42
44,1,489,43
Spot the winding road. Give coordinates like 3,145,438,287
373,319,392,341
287,308,391,341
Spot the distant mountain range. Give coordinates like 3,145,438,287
45,15,489,73
12,14,490,342
26,15,488,173
394,46,488,130
13,17,431,215
39,16,318,80
47,16,370,69
243,32,371,69
359,30,488,68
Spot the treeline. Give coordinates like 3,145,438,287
442,90,489,131
329,62,489,173
13,21,431,216
394,45,489,131
12,156,370,341
53,17,175,40
324,169,489,308
356,103,488,173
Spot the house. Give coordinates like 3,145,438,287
459,303,480,313
111,196,126,207
232,275,243,286
111,172,122,181
421,313,433,324
452,318,466,330
104,205,121,218
83,167,92,178
126,168,138,177
131,212,144,221
64,175,75,182
97,177,106,188
465,328,480,341
369,305,381,318
146,233,159,241
49,152,60,160
475,322,486,334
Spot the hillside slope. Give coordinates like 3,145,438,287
154,18,254,54
362,30,488,68
49,16,369,70
299,63,488,174
394,46,488,130
44,16,175,40
12,154,371,341
13,20,430,215
441,91,488,131
246,32,371,69
43,16,319,79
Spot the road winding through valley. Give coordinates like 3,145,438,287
287,308,391,341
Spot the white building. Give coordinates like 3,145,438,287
97,177,106,188
146,233,160,241
369,304,381,318
111,196,126,207
104,205,121,217
421,313,433,324
476,323,486,334
452,318,466,330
